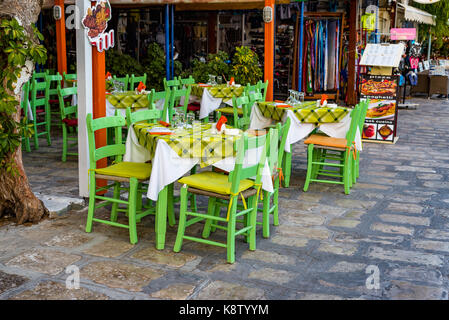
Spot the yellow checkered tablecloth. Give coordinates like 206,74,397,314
106,91,150,109
190,84,245,102
133,123,240,168
257,101,351,123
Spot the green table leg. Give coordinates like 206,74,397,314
155,186,168,250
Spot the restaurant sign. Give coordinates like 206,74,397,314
82,0,114,52
360,74,399,143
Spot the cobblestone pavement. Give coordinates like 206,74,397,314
1,98,449,300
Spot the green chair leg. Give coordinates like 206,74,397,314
262,190,270,238
167,182,176,227
85,172,96,233
128,177,138,244
62,125,67,162
201,197,217,239
303,145,313,192
174,186,188,252
248,194,258,251
226,200,237,264
282,151,292,188
110,182,120,222
273,177,280,226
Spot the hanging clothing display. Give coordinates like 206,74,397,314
300,17,341,95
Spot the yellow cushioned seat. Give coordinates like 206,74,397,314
95,162,152,180
178,171,254,195
217,107,243,115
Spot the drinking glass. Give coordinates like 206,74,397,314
217,76,223,84
208,75,217,85
186,113,195,126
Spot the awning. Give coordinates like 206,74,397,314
397,2,436,25
43,0,289,9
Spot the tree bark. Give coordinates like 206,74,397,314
0,0,49,224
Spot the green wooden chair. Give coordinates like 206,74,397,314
215,93,254,130
259,118,291,238
173,131,270,263
85,113,154,244
168,86,191,123
20,81,31,153
30,79,52,149
57,86,78,162
113,74,129,91
303,103,361,195
148,88,171,122
129,74,147,91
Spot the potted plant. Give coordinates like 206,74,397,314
231,46,262,85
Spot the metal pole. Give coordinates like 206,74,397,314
171,4,174,79
427,29,432,61
165,4,170,80
298,1,304,91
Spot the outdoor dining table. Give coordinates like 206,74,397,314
124,122,274,250
250,101,362,152
250,101,362,186
105,91,155,117
189,83,245,119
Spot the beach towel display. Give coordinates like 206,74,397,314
294,12,345,103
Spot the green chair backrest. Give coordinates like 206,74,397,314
358,99,370,134
21,81,30,119
345,103,362,147
32,70,49,83
248,91,263,113
57,86,78,120
231,94,250,130
168,86,191,122
178,76,195,88
163,77,180,91
260,80,269,101
148,88,171,122
130,74,147,90
45,73,62,100
63,72,77,81
31,79,47,108
228,131,270,196
245,82,261,96
113,75,129,91
86,113,126,170
125,107,162,128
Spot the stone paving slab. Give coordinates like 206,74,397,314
0,98,448,300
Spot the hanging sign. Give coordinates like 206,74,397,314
391,28,416,40
82,0,114,52
360,74,399,143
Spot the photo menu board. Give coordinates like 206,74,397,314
360,74,399,143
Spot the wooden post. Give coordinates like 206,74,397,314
208,13,217,54
92,49,107,188
55,0,67,78
76,0,93,198
264,0,275,101
347,0,357,106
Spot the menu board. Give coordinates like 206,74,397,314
360,43,405,68
360,74,399,143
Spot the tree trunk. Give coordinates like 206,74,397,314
0,0,49,224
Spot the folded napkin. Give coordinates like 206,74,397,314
276,104,293,108
216,115,227,132
159,120,170,127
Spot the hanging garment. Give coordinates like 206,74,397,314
361,13,376,31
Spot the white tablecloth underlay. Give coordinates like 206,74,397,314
249,104,362,153
124,125,274,201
